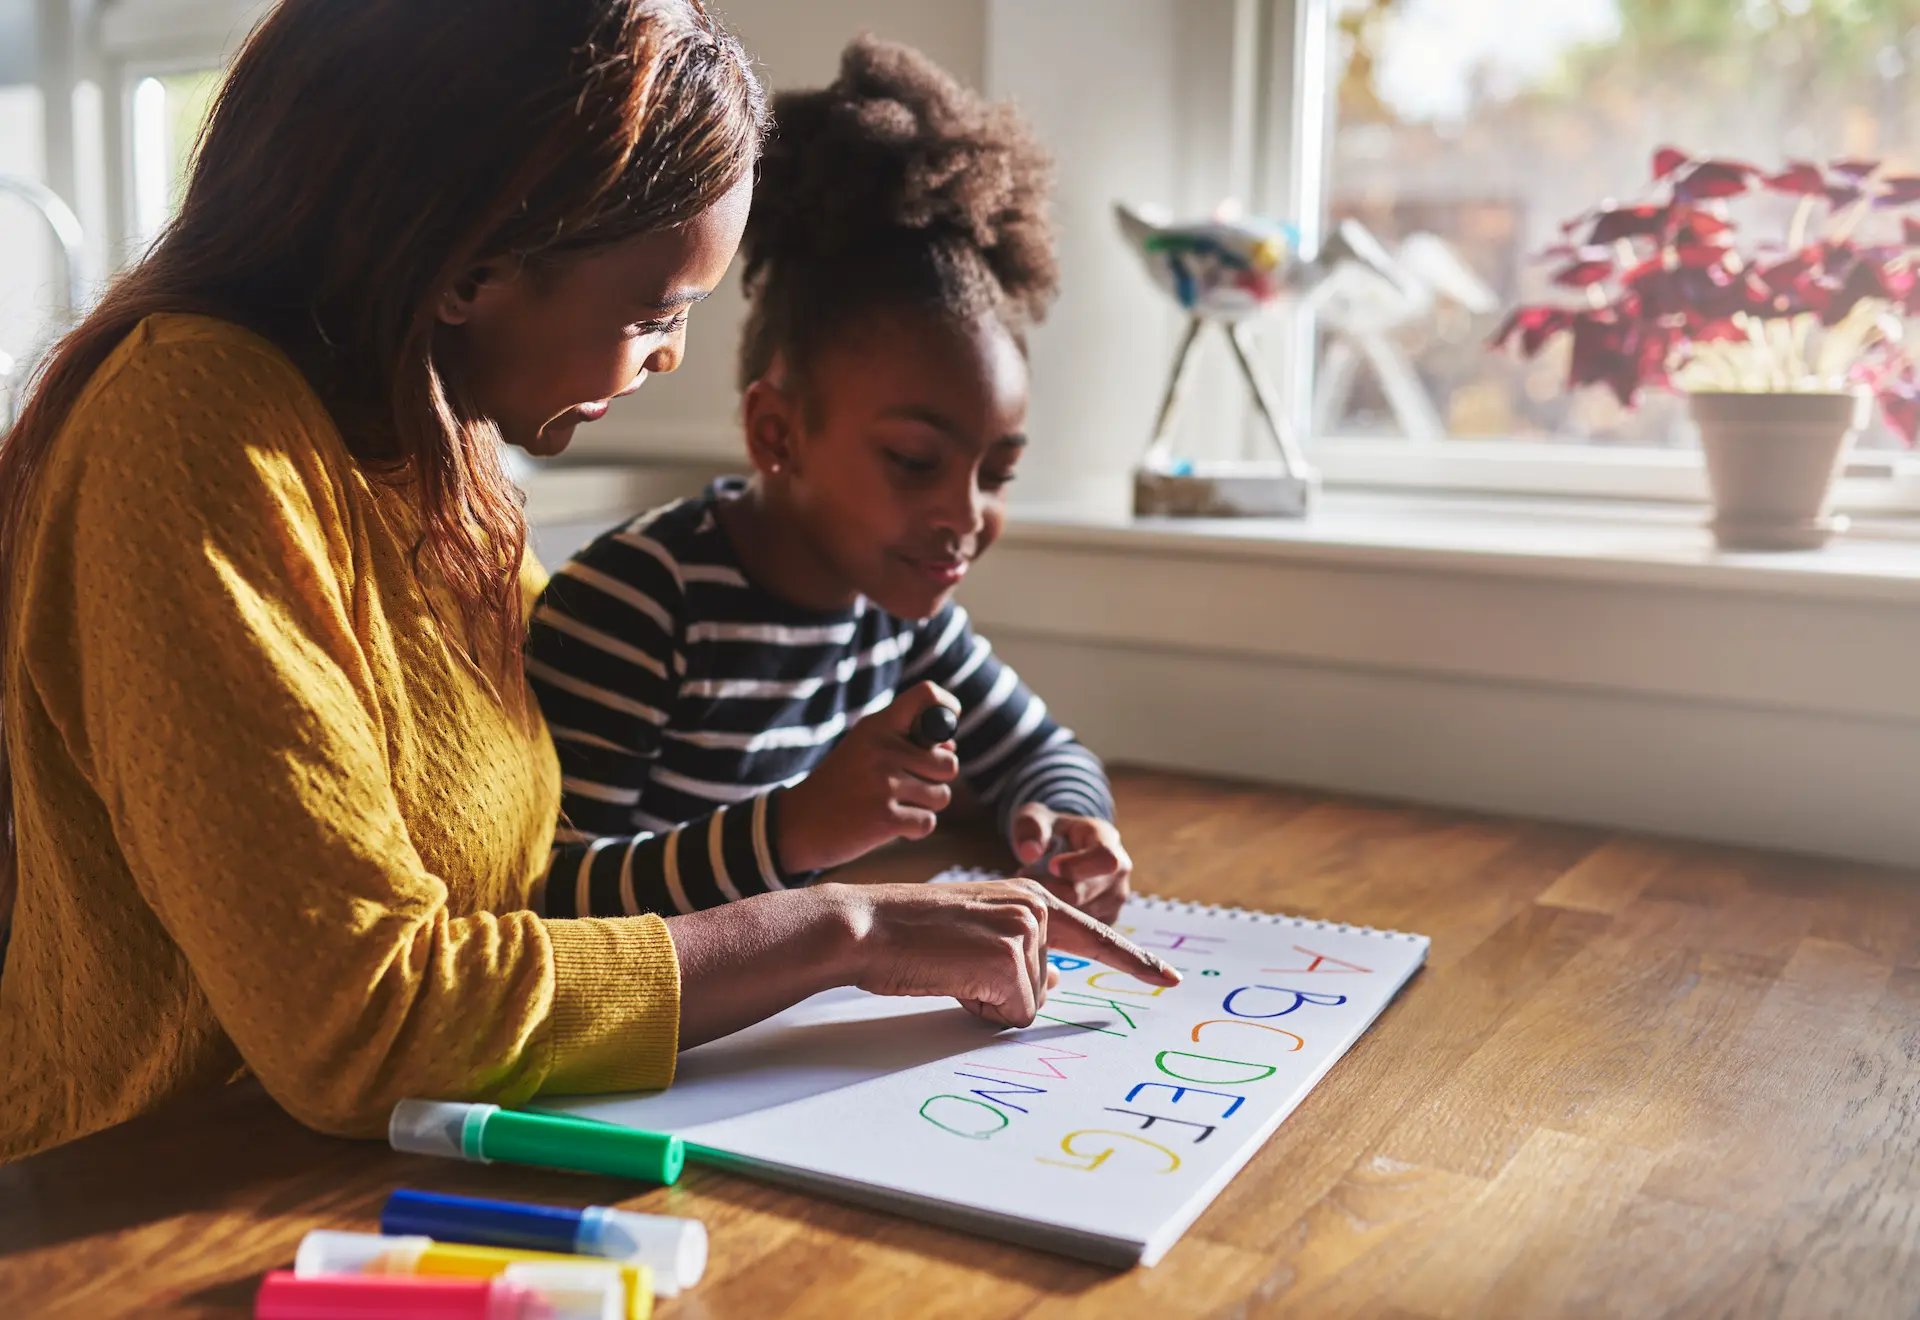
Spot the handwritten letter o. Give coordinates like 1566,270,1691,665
918,1094,1012,1140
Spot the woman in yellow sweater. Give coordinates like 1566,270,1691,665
0,0,1170,1162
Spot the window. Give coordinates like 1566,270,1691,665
1,0,49,379
130,69,221,246
0,81,49,374
1266,0,1920,506
93,0,260,263
4,0,249,375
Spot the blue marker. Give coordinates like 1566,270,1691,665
381,1189,707,1296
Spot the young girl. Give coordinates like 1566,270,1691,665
530,37,1135,925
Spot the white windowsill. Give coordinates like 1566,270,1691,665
522,460,1920,605
1005,492,1920,605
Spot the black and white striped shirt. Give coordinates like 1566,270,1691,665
529,478,1114,919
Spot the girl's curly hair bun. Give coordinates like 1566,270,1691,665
738,34,1058,389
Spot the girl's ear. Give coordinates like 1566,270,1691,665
742,371,800,477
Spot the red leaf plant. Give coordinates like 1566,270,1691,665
1493,148,1920,443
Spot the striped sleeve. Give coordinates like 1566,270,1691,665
528,522,797,918
900,602,1116,838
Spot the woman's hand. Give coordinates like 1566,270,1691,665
818,877,1177,1028
1011,803,1132,926
668,877,1179,1047
776,681,961,873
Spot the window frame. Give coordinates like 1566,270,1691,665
1256,0,1920,515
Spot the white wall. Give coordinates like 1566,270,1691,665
987,0,1193,513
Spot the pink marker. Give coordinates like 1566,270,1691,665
255,1266,623,1320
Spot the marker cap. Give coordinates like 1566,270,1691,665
908,703,959,749
390,1100,493,1163
295,1230,431,1278
579,1207,707,1296
496,1264,626,1320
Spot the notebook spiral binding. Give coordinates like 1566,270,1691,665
932,867,1427,944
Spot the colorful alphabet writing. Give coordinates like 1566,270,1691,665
917,926,1354,1175
549,878,1428,1267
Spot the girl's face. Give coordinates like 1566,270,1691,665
437,172,753,457
773,306,1030,621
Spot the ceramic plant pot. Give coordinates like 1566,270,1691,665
1689,389,1868,551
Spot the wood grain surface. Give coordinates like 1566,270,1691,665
3,768,1915,1318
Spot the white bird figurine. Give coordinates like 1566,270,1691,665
1117,203,1407,509
1113,203,1303,320
1115,202,1411,320
1115,202,1483,503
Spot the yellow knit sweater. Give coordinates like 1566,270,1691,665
0,314,680,1162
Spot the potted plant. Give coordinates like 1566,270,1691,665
1495,148,1920,550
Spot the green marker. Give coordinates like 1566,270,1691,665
390,1099,684,1185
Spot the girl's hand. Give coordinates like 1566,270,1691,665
819,878,1179,1028
1011,803,1133,926
777,682,961,873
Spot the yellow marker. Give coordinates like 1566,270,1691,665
295,1229,653,1320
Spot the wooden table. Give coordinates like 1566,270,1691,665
5,769,1918,1318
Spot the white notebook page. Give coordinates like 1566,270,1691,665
545,871,1429,1266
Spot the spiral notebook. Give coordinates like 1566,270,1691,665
544,871,1429,1267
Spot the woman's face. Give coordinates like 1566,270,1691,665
778,306,1029,621
439,172,753,456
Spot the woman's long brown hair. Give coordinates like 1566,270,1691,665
0,0,766,938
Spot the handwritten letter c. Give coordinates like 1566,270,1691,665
1190,1018,1305,1051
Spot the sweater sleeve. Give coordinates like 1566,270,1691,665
528,526,799,918
901,602,1116,839
48,335,680,1137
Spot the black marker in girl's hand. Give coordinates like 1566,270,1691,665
908,702,960,749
